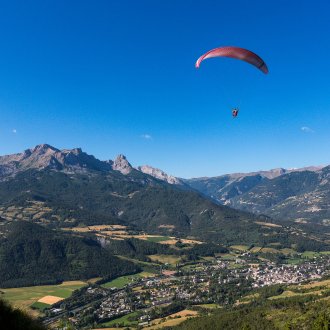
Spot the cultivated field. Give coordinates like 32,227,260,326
37,295,64,304
148,254,182,265
254,221,282,228
0,280,87,315
195,303,220,309
101,272,155,289
98,311,139,327
230,245,250,251
0,201,53,225
148,309,198,329
63,225,203,246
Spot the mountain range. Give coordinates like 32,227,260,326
0,144,182,185
1,144,330,228
0,144,317,247
184,165,330,226
0,144,261,245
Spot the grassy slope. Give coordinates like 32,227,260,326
174,279,330,330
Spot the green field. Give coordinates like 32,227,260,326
280,248,297,255
148,254,182,265
196,303,220,309
230,245,250,252
117,255,162,274
146,236,171,243
101,271,155,289
228,261,244,269
217,253,237,260
300,251,330,259
268,290,300,300
259,247,282,254
100,311,139,327
181,263,202,271
286,257,302,265
250,246,262,253
31,301,50,311
0,281,87,313
202,256,216,262
302,251,319,258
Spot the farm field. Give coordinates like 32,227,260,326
101,272,155,289
195,303,220,309
268,289,324,300
30,301,52,311
268,279,330,300
147,309,198,329
254,221,282,228
0,201,53,224
146,236,171,243
217,252,238,260
230,245,250,252
99,311,139,327
0,280,87,315
148,254,182,265
280,248,297,255
62,226,203,246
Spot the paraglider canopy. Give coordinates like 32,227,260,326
195,46,268,74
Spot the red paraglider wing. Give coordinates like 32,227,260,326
195,46,268,74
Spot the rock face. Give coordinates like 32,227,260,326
138,165,182,185
0,144,112,177
0,144,179,183
112,154,133,175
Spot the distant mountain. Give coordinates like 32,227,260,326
0,144,112,177
184,165,329,224
0,144,182,185
229,166,330,223
0,144,315,248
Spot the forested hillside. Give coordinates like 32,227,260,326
0,221,139,288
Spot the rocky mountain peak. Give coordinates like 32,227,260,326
0,144,112,177
138,165,181,185
112,154,133,175
32,144,59,154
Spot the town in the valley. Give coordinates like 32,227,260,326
43,250,330,329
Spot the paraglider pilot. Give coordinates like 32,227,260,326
232,108,239,118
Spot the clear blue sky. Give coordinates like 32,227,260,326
0,0,330,178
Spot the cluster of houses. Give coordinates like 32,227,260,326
46,253,330,327
249,259,327,287
98,291,133,321
96,256,329,321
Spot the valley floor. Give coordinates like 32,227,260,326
4,243,327,330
